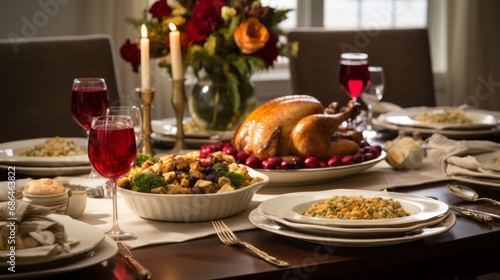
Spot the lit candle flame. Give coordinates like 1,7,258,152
141,24,148,38
169,23,177,32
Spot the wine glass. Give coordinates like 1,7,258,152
361,66,385,138
339,53,370,101
71,78,109,131
71,77,109,178
106,106,143,150
88,115,137,241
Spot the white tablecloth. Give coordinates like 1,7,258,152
59,157,448,249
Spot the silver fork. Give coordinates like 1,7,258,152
212,220,289,267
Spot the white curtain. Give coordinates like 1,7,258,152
80,0,174,119
429,0,500,111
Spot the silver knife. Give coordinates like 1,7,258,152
117,242,152,280
448,205,500,223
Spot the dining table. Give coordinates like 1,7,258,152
2,131,500,280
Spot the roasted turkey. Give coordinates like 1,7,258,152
231,95,362,161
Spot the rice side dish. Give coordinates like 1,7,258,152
302,195,410,220
18,136,85,157
413,109,472,124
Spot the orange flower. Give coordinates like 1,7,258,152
233,17,269,54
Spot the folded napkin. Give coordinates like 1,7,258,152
0,178,32,202
0,200,70,257
427,134,500,183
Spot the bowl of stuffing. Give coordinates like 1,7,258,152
117,151,269,222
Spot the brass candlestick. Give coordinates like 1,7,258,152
135,87,156,156
171,79,187,153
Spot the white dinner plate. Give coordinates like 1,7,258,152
374,108,500,139
0,214,104,267
152,118,233,140
249,209,456,247
258,189,449,228
260,210,451,238
259,152,386,187
0,164,91,177
0,235,117,279
474,150,500,172
0,138,89,167
383,107,498,130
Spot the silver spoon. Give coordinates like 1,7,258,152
447,184,500,206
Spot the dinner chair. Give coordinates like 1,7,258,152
287,28,436,109
0,34,122,143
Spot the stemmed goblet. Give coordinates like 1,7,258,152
106,106,143,150
361,66,385,138
338,53,370,101
88,115,137,241
71,77,109,178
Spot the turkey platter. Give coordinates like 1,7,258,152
232,95,364,161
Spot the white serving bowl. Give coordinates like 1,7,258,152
118,167,269,222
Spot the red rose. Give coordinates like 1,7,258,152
149,0,171,19
254,32,279,68
186,0,226,43
186,20,208,43
120,39,141,73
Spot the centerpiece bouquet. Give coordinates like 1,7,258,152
120,0,295,131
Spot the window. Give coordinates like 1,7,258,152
269,0,427,29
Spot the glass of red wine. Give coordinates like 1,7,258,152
71,78,109,178
339,53,370,101
88,115,137,241
71,78,109,132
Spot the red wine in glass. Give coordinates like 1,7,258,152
71,78,109,132
339,53,370,101
88,115,137,241
88,124,137,181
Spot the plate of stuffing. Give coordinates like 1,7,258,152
381,107,498,130
374,107,500,139
249,208,455,247
0,137,89,167
258,189,449,228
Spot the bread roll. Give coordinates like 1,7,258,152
23,178,66,195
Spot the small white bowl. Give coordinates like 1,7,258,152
119,167,269,222
66,184,87,219
22,188,70,215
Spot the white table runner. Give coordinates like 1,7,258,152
60,158,447,249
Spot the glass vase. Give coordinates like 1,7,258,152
188,71,256,132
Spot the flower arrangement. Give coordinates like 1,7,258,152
120,0,295,88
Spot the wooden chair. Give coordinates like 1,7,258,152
0,34,122,143
287,28,435,109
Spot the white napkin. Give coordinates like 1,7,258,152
426,134,500,183
0,201,70,257
0,178,32,202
